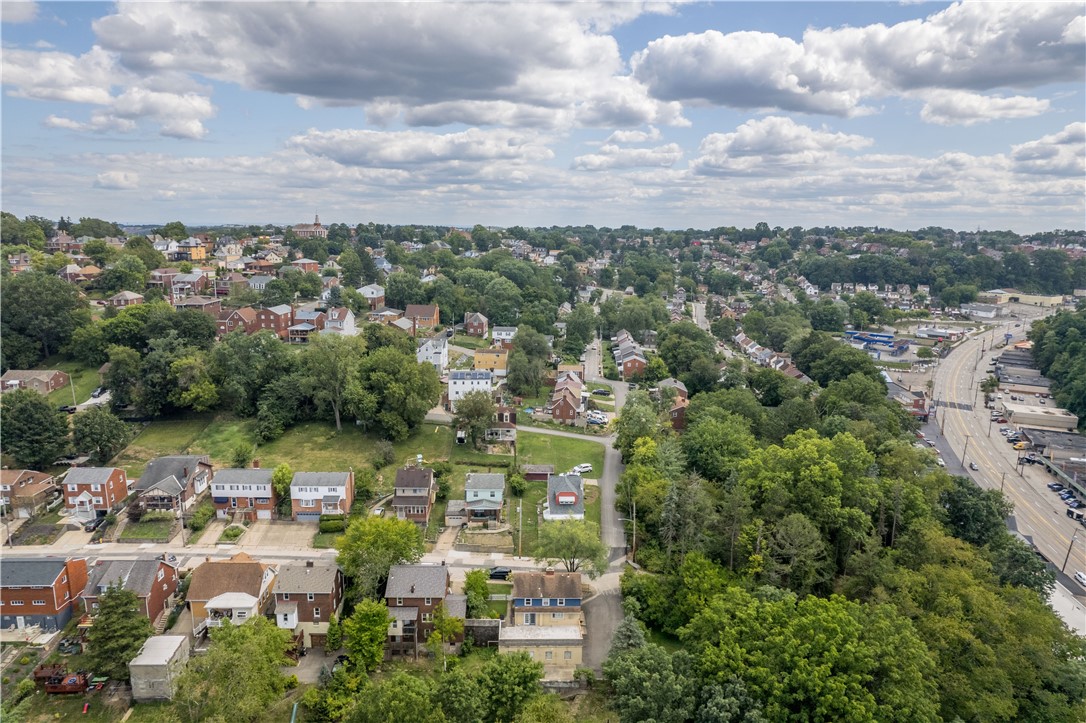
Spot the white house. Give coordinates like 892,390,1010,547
448,370,492,411
210,468,276,520
492,326,517,344
203,592,261,629
323,306,358,336
417,335,449,375
543,474,585,521
290,471,355,521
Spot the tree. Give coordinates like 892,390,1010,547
358,346,441,440
506,348,544,397
514,695,575,723
610,610,647,654
614,391,661,462
231,442,254,468
534,519,608,578
681,412,755,485
302,333,367,431
604,644,699,723
464,568,491,619
175,616,293,723
85,585,153,680
479,651,544,723
338,247,364,286
939,475,1012,548
426,601,464,672
336,515,424,598
168,353,219,411
342,599,392,673
104,344,141,407
72,406,131,464
454,390,496,449
350,672,444,723
764,513,832,594
1,271,91,365
437,667,484,723
71,216,123,238
483,277,523,326
272,463,293,500
156,220,188,240
83,238,117,267
325,613,343,652
0,389,69,470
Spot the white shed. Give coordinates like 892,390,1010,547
129,635,189,701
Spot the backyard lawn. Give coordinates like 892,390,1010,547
515,431,605,478
451,334,488,350
39,355,100,407
119,517,175,541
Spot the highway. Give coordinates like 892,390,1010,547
930,315,1086,584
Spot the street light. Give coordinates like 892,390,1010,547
1061,530,1080,573
962,435,972,462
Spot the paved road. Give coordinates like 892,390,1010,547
931,315,1086,592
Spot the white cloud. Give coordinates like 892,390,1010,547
1,1,36,24
917,90,1051,126
632,2,1083,121
1010,122,1085,176
2,47,116,104
605,126,662,144
572,143,683,170
93,170,140,190
287,128,555,167
692,116,872,175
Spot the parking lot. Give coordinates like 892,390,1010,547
237,520,315,550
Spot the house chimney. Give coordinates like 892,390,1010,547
306,560,314,568
545,567,555,576
410,584,415,593
441,560,445,566
183,467,189,479
252,459,260,469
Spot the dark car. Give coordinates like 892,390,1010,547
91,387,105,398
83,517,105,533
488,566,512,580
592,388,611,396
57,404,76,414
1048,483,1063,490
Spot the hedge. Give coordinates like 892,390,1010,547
319,519,346,533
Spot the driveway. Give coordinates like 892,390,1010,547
582,587,623,671
238,520,315,551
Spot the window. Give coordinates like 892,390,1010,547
421,612,432,623
93,497,103,506
236,611,247,620
157,569,165,581
32,600,46,606
490,491,495,497
551,612,563,620
307,593,314,602
523,613,536,625
282,593,289,601
301,499,315,507
396,597,403,606
542,599,549,607
545,651,553,660
557,598,565,607
424,597,432,606
282,614,290,623
313,608,320,618
63,591,69,600
564,650,572,660
9,600,22,606
67,484,77,492
91,484,101,492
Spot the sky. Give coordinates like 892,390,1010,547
1,1,1083,233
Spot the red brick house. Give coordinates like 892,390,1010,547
392,465,436,525
216,307,258,337
385,563,465,656
0,369,70,395
669,396,689,432
291,258,320,274
108,291,145,308
256,304,295,339
64,467,129,521
0,469,59,518
545,388,581,424
463,312,488,337
404,304,440,333
81,558,180,621
1,558,89,632
210,467,277,521
214,272,248,296
274,561,345,648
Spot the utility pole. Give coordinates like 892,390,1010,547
69,375,78,407
1000,471,1007,493
962,435,971,461
632,496,637,560
1061,530,1079,573
517,500,522,558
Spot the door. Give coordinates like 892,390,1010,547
15,616,25,629
257,509,271,520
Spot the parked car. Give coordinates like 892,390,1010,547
1074,571,1086,587
91,387,105,398
488,566,512,580
83,517,106,532
571,463,593,475
1047,483,1064,490
969,462,979,470
936,458,946,467
1013,442,1028,450
587,417,607,425
592,388,611,396
57,405,76,414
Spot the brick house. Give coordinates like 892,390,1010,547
256,304,295,339
81,558,180,621
213,272,248,296
216,306,258,337
274,561,345,648
290,471,355,522
392,464,436,525
385,563,464,656
358,284,385,310
187,552,277,637
108,291,145,308
544,388,580,424
291,258,320,274
0,558,89,631
173,295,222,316
669,396,689,432
210,467,276,521
135,456,214,513
0,369,70,395
64,467,129,521
0,469,59,518
404,304,440,333
463,312,488,337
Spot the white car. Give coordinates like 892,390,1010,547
1075,571,1086,588
571,463,593,475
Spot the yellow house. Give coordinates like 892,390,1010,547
498,626,583,680
473,346,509,377
185,552,277,637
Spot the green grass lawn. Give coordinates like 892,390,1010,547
120,518,174,540
646,627,685,653
516,431,605,477
451,334,488,350
39,355,100,407
312,531,343,549
110,415,216,476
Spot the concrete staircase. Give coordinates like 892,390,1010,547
152,608,170,635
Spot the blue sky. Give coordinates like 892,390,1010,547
2,1,1083,232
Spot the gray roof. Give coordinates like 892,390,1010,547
136,456,207,492
492,326,517,335
547,474,585,516
658,377,688,393
213,469,274,486
266,304,293,315
143,475,184,497
386,564,449,599
248,274,274,284
290,471,351,489
388,606,418,622
521,464,555,475
0,558,71,587
274,563,340,594
84,559,165,597
130,636,186,667
465,473,505,491
450,370,492,381
65,467,121,487
445,593,467,620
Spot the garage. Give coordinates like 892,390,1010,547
295,512,321,522
257,509,272,520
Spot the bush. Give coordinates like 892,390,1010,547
219,525,245,542
353,466,376,502
2,676,9,684
231,442,255,468
373,440,396,468
19,656,30,665
436,477,450,501
509,474,527,497
285,674,299,690
319,519,346,533
188,501,215,531
165,606,181,631
320,514,346,522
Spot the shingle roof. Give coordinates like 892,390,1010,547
512,571,582,600
65,467,121,487
521,464,555,475
212,469,274,486
290,471,351,489
395,467,434,490
142,475,184,497
0,558,70,587
274,563,340,594
84,559,165,597
465,473,504,491
404,304,438,318
136,456,207,492
546,474,584,516
186,553,270,601
386,564,448,599
266,304,293,315
445,593,467,619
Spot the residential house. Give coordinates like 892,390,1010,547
216,306,258,337
391,318,416,334
64,467,129,521
292,215,328,239
393,464,436,525
486,406,517,443
544,387,581,424
213,272,248,296
417,335,449,375
290,471,355,521
669,396,689,432
543,474,584,521
322,306,357,336
129,636,189,702
81,558,179,621
385,563,462,656
464,473,504,521
108,290,144,308
473,346,509,377
463,312,488,337
57,263,89,283
173,295,221,316
170,271,209,300
274,561,345,648
500,569,584,680
1,369,70,395
491,326,517,346
657,377,688,401
0,558,89,632
404,304,440,334
255,304,295,339
358,284,385,310
288,308,326,344
0,470,59,518
187,552,277,637
247,274,275,292
291,258,320,274
134,456,213,513
448,370,493,411
210,467,277,521
368,306,403,324
5,252,33,274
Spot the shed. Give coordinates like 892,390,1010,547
129,635,188,701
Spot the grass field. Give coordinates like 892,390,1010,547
120,518,174,541
451,334,488,350
39,355,100,407
515,432,605,477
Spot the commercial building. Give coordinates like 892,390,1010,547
999,401,1079,432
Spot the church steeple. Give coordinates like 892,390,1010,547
314,213,321,227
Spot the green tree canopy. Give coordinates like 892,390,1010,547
85,584,153,680
0,389,70,469
72,406,131,464
534,519,608,578
336,515,424,598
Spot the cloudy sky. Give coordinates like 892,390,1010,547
2,1,1083,232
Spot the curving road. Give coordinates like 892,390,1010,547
931,316,1086,582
